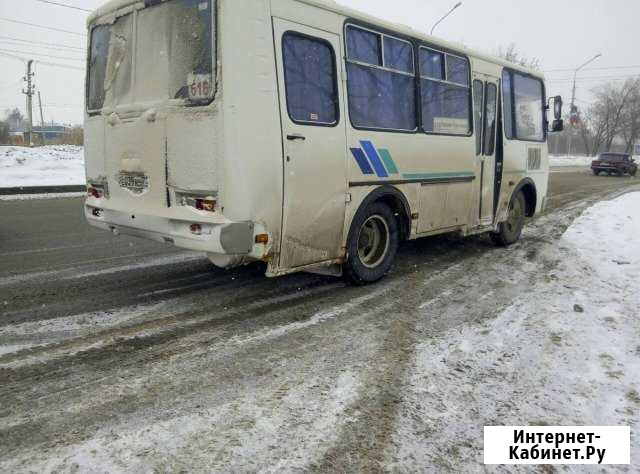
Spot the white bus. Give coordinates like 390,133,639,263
84,0,563,284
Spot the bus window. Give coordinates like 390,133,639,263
384,36,414,73
345,25,416,131
484,83,497,155
502,70,544,142
420,48,471,135
420,48,445,80
447,55,469,86
513,74,544,141
502,70,514,139
282,33,339,126
87,24,111,112
473,80,484,155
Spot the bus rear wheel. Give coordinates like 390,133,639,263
344,202,399,285
491,190,526,247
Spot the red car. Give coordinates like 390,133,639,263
591,153,637,176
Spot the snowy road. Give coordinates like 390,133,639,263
0,170,639,472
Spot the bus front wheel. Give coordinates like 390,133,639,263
344,202,399,285
491,190,526,247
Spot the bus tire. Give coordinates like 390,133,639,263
343,202,399,285
491,190,526,247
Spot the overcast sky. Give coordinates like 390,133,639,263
1,0,638,125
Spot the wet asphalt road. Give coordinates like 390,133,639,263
0,167,638,472
1,167,635,281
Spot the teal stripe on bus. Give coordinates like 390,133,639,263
377,149,399,175
401,172,475,180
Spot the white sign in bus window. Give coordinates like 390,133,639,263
187,73,214,101
516,102,543,140
433,117,469,134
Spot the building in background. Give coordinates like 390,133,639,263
32,125,69,142
635,142,640,156
6,123,70,145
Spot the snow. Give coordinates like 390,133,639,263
564,192,640,281
549,155,593,167
0,145,85,187
390,191,640,470
0,192,86,201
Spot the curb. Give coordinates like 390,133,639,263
0,185,86,196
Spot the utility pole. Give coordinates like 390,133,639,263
37,91,45,128
22,60,35,147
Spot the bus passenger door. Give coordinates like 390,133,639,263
272,19,347,270
474,77,499,224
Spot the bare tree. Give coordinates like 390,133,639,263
576,80,638,156
496,43,541,71
620,78,640,154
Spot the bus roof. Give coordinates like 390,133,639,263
87,0,543,79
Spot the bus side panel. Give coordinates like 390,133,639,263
219,0,285,260
499,139,549,220
345,131,476,237
84,117,106,183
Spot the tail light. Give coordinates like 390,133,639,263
177,192,218,213
195,198,216,212
87,182,108,199
88,186,104,199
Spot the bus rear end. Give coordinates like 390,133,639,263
84,0,255,262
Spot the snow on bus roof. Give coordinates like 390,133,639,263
87,0,543,79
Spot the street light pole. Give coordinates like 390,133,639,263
567,53,602,156
430,2,462,36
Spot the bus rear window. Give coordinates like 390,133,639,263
87,0,215,112
87,25,111,111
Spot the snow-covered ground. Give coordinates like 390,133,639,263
550,154,640,167
0,145,85,188
549,155,594,167
392,191,640,470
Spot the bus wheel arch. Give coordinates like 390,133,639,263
356,185,412,241
342,186,410,284
513,178,537,217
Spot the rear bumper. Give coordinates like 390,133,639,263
85,203,254,255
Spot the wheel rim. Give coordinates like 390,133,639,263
505,196,524,234
357,215,390,269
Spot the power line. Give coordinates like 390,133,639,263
0,52,85,71
0,40,86,54
35,60,85,72
545,65,640,73
33,0,92,12
547,74,640,83
0,51,28,62
0,48,84,62
0,35,85,52
0,17,86,37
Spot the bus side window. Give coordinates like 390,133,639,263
345,25,416,131
473,80,484,155
502,69,545,142
282,32,339,126
502,70,514,139
483,83,497,155
419,48,471,135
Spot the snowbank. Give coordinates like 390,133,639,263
391,191,640,470
0,145,85,188
549,155,593,167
